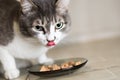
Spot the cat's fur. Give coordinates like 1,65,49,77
0,0,71,79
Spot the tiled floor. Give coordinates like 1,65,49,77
0,37,120,80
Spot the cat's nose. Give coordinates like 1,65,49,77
46,37,56,46
47,36,56,42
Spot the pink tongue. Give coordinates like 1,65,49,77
47,41,55,46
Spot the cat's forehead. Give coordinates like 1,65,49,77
33,15,64,26
24,0,69,26
31,0,57,23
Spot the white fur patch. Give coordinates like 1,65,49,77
2,22,49,59
47,24,55,41
0,21,66,59
0,22,52,79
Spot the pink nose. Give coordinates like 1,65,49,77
47,41,55,46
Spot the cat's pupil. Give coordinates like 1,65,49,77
35,26,43,31
56,22,63,29
57,23,61,27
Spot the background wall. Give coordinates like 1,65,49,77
65,0,120,43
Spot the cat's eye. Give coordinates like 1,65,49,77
56,22,64,30
34,26,44,31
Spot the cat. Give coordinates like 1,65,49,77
0,0,71,79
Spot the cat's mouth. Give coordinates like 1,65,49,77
46,41,55,46
46,37,56,47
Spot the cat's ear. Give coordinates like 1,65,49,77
17,0,36,14
56,0,70,14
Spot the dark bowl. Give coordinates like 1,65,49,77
28,57,88,77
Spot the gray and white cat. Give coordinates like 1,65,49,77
0,0,71,79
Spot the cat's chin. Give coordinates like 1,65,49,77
47,41,55,46
45,43,56,48
46,44,56,48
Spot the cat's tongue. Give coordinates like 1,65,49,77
47,41,55,46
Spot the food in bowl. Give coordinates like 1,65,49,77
40,61,81,72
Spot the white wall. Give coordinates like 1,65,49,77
65,0,120,43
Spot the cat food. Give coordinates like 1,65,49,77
40,64,61,72
61,62,73,69
40,66,50,72
47,64,61,70
40,61,81,72
68,61,75,65
75,61,81,66
51,64,61,70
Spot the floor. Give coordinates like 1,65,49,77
0,37,120,80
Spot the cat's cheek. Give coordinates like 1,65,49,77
36,34,46,45
54,32,66,44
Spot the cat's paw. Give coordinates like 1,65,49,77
39,58,54,65
4,69,20,80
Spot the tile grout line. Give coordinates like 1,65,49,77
80,66,120,73
105,69,117,79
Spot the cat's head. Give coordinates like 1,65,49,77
17,0,71,47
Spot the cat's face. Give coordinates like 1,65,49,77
18,0,71,47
